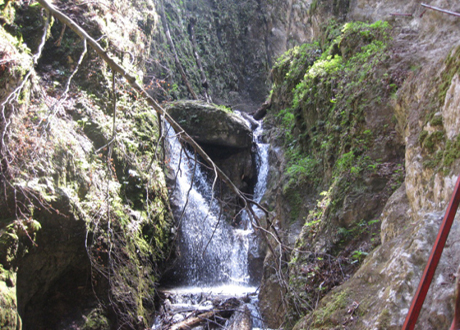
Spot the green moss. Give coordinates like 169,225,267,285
272,20,392,193
311,289,349,327
214,104,233,113
376,308,391,329
419,130,429,144
439,46,460,104
421,132,460,172
430,115,443,127
309,0,318,14
423,150,443,169
0,266,18,330
422,130,445,152
83,307,110,330
443,135,460,167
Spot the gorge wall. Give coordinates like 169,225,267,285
146,0,312,111
1,0,460,329
257,0,460,329
0,1,173,329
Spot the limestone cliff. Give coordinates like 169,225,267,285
259,0,460,329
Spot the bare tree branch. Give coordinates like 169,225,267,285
36,0,288,285
421,3,460,17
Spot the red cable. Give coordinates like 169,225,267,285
402,174,460,330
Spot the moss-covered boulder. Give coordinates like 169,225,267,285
166,100,253,148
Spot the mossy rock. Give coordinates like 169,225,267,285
0,267,19,330
165,100,253,148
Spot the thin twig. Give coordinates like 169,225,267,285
111,72,117,140
38,38,87,134
421,3,460,17
390,13,413,17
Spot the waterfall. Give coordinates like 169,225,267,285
154,114,269,330
165,112,268,290
167,124,237,286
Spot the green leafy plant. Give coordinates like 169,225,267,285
351,250,369,263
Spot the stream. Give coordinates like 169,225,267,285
153,113,269,329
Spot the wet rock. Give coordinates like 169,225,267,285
258,250,287,329
227,305,252,330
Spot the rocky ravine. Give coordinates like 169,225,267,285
1,0,460,329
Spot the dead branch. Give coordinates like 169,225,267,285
170,299,241,330
111,72,117,141
34,12,51,65
54,24,66,47
421,3,460,17
170,310,216,330
36,0,287,284
390,13,413,17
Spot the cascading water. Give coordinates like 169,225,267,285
166,126,253,287
166,112,268,288
155,113,269,329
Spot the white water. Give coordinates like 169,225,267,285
161,113,269,328
166,126,251,286
166,114,268,287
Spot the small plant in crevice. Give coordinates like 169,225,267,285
351,250,369,264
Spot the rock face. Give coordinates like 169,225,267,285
147,0,312,111
0,1,173,329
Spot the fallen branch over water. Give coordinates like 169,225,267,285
155,294,246,330
170,310,216,330
35,0,283,258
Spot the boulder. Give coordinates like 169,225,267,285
165,100,257,197
165,100,253,149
